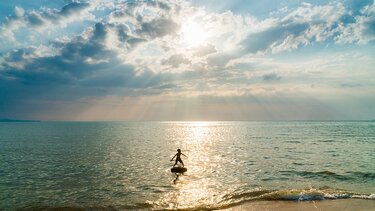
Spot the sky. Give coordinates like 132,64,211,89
0,0,374,121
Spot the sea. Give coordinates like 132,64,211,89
0,121,374,210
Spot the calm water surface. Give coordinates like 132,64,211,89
0,121,374,210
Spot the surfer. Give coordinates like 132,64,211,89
171,149,187,167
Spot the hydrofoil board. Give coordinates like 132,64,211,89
171,167,187,173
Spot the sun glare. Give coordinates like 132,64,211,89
180,21,209,48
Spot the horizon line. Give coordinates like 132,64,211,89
1,119,375,122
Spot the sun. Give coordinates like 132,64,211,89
180,21,209,48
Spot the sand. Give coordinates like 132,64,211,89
223,199,375,211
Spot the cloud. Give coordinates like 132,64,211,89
240,22,309,53
362,16,375,38
5,2,90,28
238,1,375,54
335,1,375,44
262,73,281,81
345,0,373,15
0,0,374,120
0,21,169,89
161,54,190,67
193,44,217,57
206,52,239,68
60,2,90,16
137,18,179,38
0,2,92,50
27,11,45,26
146,0,172,11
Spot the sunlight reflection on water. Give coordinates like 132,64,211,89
1,121,374,210
153,122,238,209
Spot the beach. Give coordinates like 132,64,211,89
226,199,375,211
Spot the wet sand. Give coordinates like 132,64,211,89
224,199,375,211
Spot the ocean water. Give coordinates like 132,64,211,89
0,121,374,210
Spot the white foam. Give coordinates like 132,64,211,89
323,193,351,199
352,193,375,200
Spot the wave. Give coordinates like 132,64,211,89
148,188,374,211
317,139,336,143
208,188,375,211
221,188,374,202
346,171,375,180
15,188,375,211
280,170,350,180
17,203,153,211
279,170,375,182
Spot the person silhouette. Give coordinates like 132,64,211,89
171,149,187,167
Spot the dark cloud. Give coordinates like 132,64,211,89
3,48,32,61
59,2,89,17
79,65,135,88
80,65,172,89
116,24,146,46
262,73,281,81
0,22,177,119
116,25,130,41
92,22,107,41
27,12,45,26
137,18,179,38
147,0,172,11
127,37,146,45
0,20,168,88
0,1,186,96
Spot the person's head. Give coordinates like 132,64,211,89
177,149,181,152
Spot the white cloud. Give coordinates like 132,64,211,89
0,2,94,50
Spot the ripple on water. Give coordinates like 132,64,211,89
1,121,374,210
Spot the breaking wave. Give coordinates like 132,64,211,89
18,188,374,211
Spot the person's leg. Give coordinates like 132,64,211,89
173,160,178,167
177,158,184,167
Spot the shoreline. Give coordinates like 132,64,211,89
223,199,375,211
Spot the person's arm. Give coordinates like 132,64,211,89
181,153,187,157
170,154,177,161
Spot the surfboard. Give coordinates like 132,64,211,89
171,167,187,173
